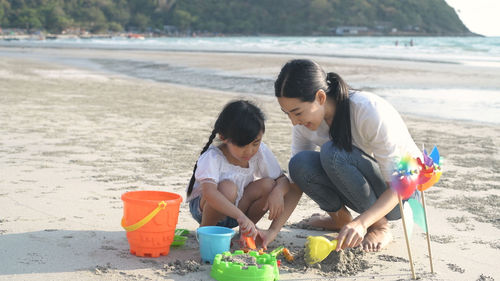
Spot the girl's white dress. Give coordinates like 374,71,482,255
186,142,282,207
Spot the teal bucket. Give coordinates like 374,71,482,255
197,226,235,263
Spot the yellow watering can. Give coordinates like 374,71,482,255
304,236,338,265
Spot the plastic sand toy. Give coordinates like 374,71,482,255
211,250,279,281
171,229,189,247
243,235,257,249
197,226,235,263
121,191,182,257
304,236,338,264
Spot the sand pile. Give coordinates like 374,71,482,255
161,259,206,276
278,246,369,277
221,254,261,269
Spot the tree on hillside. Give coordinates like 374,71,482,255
0,0,10,26
42,5,71,33
12,7,42,29
0,0,471,35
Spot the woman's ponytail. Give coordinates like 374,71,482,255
326,72,352,152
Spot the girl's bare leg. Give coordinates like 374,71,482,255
237,178,275,223
200,180,238,226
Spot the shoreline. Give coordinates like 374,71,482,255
2,45,499,86
1,51,499,280
0,42,464,65
0,33,484,44
1,46,499,126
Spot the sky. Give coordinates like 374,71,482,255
445,0,500,37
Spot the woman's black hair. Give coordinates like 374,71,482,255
274,59,352,152
186,100,266,197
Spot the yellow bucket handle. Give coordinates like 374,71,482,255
121,201,167,232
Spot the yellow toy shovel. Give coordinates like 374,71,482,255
304,236,338,264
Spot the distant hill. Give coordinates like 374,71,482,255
0,0,473,36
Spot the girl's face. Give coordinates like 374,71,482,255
223,131,263,164
278,90,326,131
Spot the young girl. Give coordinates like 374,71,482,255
274,59,422,252
186,100,301,248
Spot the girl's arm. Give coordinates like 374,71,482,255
336,186,398,251
255,142,303,248
201,182,257,237
264,174,290,220
258,143,291,220
259,181,303,249
273,174,290,194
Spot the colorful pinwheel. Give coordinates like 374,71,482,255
391,154,420,199
391,153,420,279
417,146,442,274
391,146,443,278
417,147,442,191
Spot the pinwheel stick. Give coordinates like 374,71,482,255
398,196,417,280
421,191,434,273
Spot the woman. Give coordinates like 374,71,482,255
275,59,421,252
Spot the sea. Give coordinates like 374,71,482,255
1,36,499,124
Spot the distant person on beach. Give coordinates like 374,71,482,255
186,100,302,248
274,59,421,252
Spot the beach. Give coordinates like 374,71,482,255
0,46,499,281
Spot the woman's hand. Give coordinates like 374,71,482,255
336,219,367,251
263,188,284,220
237,215,257,239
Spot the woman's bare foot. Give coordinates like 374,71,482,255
304,206,353,231
362,218,392,252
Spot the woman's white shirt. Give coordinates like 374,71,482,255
186,142,282,206
291,91,421,182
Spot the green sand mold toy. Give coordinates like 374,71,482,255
211,250,279,281
171,228,189,247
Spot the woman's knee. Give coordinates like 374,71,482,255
288,151,319,184
320,141,348,169
217,180,238,203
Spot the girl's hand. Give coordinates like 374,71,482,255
256,228,279,250
263,188,284,220
237,215,257,239
336,219,367,251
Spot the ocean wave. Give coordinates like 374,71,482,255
2,36,500,67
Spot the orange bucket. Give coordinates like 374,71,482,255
121,191,183,257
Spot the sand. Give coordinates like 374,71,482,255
222,254,260,269
0,47,499,281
